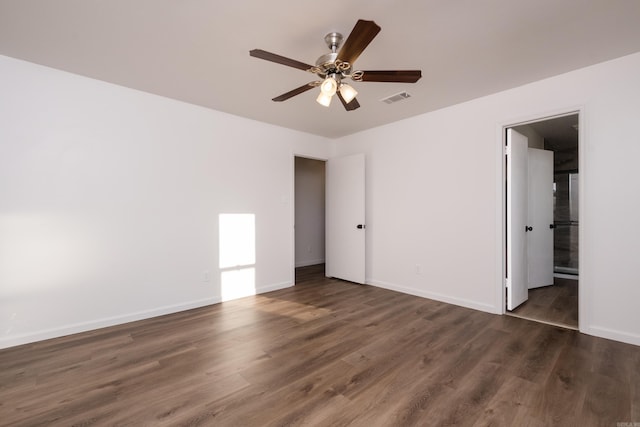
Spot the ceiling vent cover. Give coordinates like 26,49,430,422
381,91,411,104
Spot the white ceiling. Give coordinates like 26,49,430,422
1,0,640,139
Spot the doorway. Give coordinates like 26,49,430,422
293,153,366,285
505,113,580,329
294,157,326,282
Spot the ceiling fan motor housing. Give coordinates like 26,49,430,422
315,52,339,76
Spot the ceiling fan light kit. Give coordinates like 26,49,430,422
249,19,422,111
316,91,333,107
320,76,338,96
339,83,358,103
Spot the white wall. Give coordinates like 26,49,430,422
334,52,640,346
0,55,330,349
294,157,325,267
3,51,640,349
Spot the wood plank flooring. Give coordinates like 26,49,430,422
509,277,579,329
1,264,638,426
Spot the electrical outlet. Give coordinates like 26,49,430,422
203,271,210,282
415,264,421,275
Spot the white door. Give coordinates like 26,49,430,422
527,147,554,289
506,129,529,310
326,153,365,284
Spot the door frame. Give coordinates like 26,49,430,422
498,107,585,331
291,153,328,285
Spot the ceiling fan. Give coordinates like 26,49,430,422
249,19,422,111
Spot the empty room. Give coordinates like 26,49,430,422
1,1,640,425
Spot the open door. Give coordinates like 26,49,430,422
325,153,365,284
527,147,554,289
506,129,529,310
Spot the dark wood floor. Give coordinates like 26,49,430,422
509,277,579,329
1,264,638,426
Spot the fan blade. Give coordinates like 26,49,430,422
338,20,381,66
250,49,314,71
360,70,422,83
336,92,361,111
272,82,318,102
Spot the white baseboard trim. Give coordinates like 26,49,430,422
583,325,640,347
554,273,579,280
367,279,498,314
295,259,325,268
256,281,293,293
0,297,218,350
0,281,294,350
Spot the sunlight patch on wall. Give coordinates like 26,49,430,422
219,213,256,301
220,268,256,302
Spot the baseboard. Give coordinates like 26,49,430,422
367,279,498,314
554,273,579,280
583,325,640,347
0,281,294,350
364,280,639,347
295,259,325,268
256,281,293,293
0,297,219,350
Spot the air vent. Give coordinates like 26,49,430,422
381,91,411,104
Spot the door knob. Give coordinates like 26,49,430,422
525,226,533,232
549,224,556,229
357,224,365,229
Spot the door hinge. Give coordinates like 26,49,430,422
505,278,511,289
504,145,511,156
